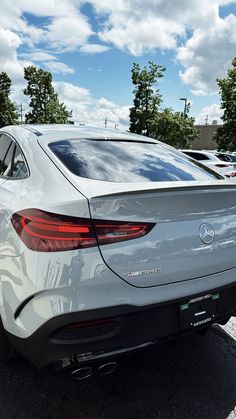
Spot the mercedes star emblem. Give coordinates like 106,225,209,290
199,223,215,244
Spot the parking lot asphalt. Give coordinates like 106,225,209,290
0,318,235,419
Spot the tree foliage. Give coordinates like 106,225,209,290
0,72,19,127
24,66,72,124
150,108,199,148
129,61,198,148
129,61,165,136
214,57,236,151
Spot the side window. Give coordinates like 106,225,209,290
11,145,28,178
0,135,13,175
0,134,28,179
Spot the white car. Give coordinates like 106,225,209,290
214,152,236,169
0,125,236,377
181,150,236,178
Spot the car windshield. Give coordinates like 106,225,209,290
49,139,223,183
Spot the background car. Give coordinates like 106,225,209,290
0,125,236,375
214,151,236,168
181,149,236,178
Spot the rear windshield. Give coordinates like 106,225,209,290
49,139,223,182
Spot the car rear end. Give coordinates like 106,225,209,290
4,128,236,368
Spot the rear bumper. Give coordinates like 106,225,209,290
7,282,236,368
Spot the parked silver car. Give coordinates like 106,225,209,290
0,125,236,372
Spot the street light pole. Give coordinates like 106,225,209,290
19,103,25,123
179,97,188,117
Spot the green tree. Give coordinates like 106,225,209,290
0,72,19,127
129,61,165,136
24,66,72,124
214,57,236,151
150,108,199,148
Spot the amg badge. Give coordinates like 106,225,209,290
128,268,161,277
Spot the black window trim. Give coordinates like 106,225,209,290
0,132,30,180
0,139,13,175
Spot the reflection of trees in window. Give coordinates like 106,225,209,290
136,154,195,182
50,139,222,183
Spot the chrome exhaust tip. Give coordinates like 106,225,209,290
71,366,93,380
97,362,117,376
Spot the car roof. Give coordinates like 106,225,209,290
19,124,158,144
182,149,211,154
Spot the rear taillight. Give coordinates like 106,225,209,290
11,209,97,252
11,209,154,252
95,221,154,246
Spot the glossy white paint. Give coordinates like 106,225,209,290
0,124,236,345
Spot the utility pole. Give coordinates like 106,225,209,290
205,115,209,125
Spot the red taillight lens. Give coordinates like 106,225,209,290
95,221,154,245
11,209,154,252
11,209,97,252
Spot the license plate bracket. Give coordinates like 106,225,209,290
179,293,220,330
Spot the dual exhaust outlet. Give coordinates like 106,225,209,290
71,361,118,380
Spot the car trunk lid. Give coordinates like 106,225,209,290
87,182,236,287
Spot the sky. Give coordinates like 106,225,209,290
0,0,236,130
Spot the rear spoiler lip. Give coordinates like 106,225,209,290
90,181,236,200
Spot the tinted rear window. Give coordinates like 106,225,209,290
49,139,223,182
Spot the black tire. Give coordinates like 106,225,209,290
0,317,15,361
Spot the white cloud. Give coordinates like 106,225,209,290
195,104,223,125
16,0,82,17
90,0,236,91
46,15,93,52
44,61,75,74
89,100,130,129
177,13,236,95
20,50,57,61
99,16,184,55
54,82,130,129
80,44,110,54
91,0,220,54
54,81,92,108
0,27,28,83
0,0,94,53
